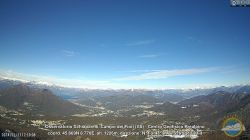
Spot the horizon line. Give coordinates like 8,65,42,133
0,76,249,91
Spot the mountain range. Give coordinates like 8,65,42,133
0,84,88,116
0,79,249,139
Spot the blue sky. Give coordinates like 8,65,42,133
0,0,250,89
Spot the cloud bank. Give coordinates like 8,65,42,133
0,67,223,89
0,70,121,89
116,67,219,81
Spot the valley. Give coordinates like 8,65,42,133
0,79,249,140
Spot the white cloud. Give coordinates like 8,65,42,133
126,39,155,46
0,70,124,89
0,67,225,89
61,50,76,57
115,67,219,81
139,54,160,58
221,123,242,131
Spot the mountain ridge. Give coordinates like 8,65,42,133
0,84,88,116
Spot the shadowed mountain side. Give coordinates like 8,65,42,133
179,91,250,113
0,84,88,116
151,91,250,128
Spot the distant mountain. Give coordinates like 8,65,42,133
1,79,250,99
235,85,250,93
151,91,250,128
179,91,250,113
153,92,185,103
0,84,88,116
92,94,160,111
0,79,22,90
161,85,250,99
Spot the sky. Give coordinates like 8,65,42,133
0,0,250,89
